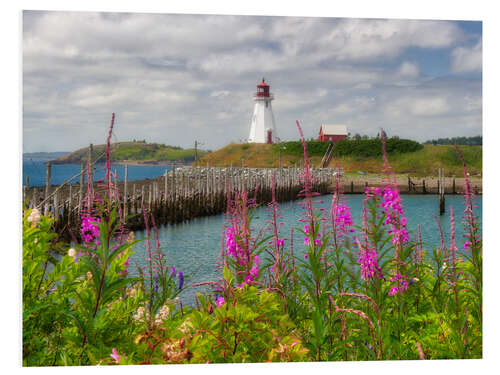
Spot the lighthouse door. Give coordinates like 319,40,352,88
267,130,273,144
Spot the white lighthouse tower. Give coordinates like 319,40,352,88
248,78,278,144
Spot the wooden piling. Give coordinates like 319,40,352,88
44,162,52,216
54,190,59,221
439,168,445,215
68,184,73,221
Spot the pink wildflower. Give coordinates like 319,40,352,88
356,238,382,280
388,274,408,296
110,348,121,364
80,215,101,243
215,296,225,307
333,203,355,238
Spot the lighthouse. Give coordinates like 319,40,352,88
248,78,278,144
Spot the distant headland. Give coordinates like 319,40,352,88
47,141,209,165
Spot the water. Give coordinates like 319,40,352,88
130,194,482,306
23,159,174,187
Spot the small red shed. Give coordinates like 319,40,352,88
318,124,348,143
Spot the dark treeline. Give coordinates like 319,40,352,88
275,137,423,158
424,135,482,146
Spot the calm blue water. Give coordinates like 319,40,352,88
130,194,482,306
22,159,174,187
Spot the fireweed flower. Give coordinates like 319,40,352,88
215,295,225,307
80,215,101,243
332,203,356,239
225,226,247,264
303,224,323,246
303,224,310,245
388,274,408,296
356,238,382,280
366,186,409,247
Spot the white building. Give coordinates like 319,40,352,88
248,78,278,144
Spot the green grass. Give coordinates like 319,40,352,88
199,143,482,177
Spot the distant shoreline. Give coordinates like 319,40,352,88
113,160,188,167
48,160,190,167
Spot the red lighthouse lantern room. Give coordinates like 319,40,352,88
256,78,270,97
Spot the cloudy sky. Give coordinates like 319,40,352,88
22,11,482,152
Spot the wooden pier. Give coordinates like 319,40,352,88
22,164,482,241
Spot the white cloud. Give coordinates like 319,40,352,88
22,11,481,152
397,61,420,78
451,38,482,73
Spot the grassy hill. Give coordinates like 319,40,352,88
52,141,209,164
198,143,482,177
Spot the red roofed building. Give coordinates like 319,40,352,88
318,124,348,143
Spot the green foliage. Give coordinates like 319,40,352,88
272,140,331,156
111,143,208,162
332,138,423,158
424,135,482,146
53,141,209,164
188,286,308,363
274,138,423,158
126,284,308,364
22,208,144,366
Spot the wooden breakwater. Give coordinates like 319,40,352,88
22,164,482,241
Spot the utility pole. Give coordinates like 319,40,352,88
279,143,282,169
195,140,198,166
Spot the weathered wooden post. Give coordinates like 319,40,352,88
422,179,426,194
132,184,137,214
172,165,177,201
68,184,73,222
44,162,52,216
439,168,445,215
148,184,152,211
164,169,169,203
141,185,145,213
452,178,456,195
54,190,59,221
